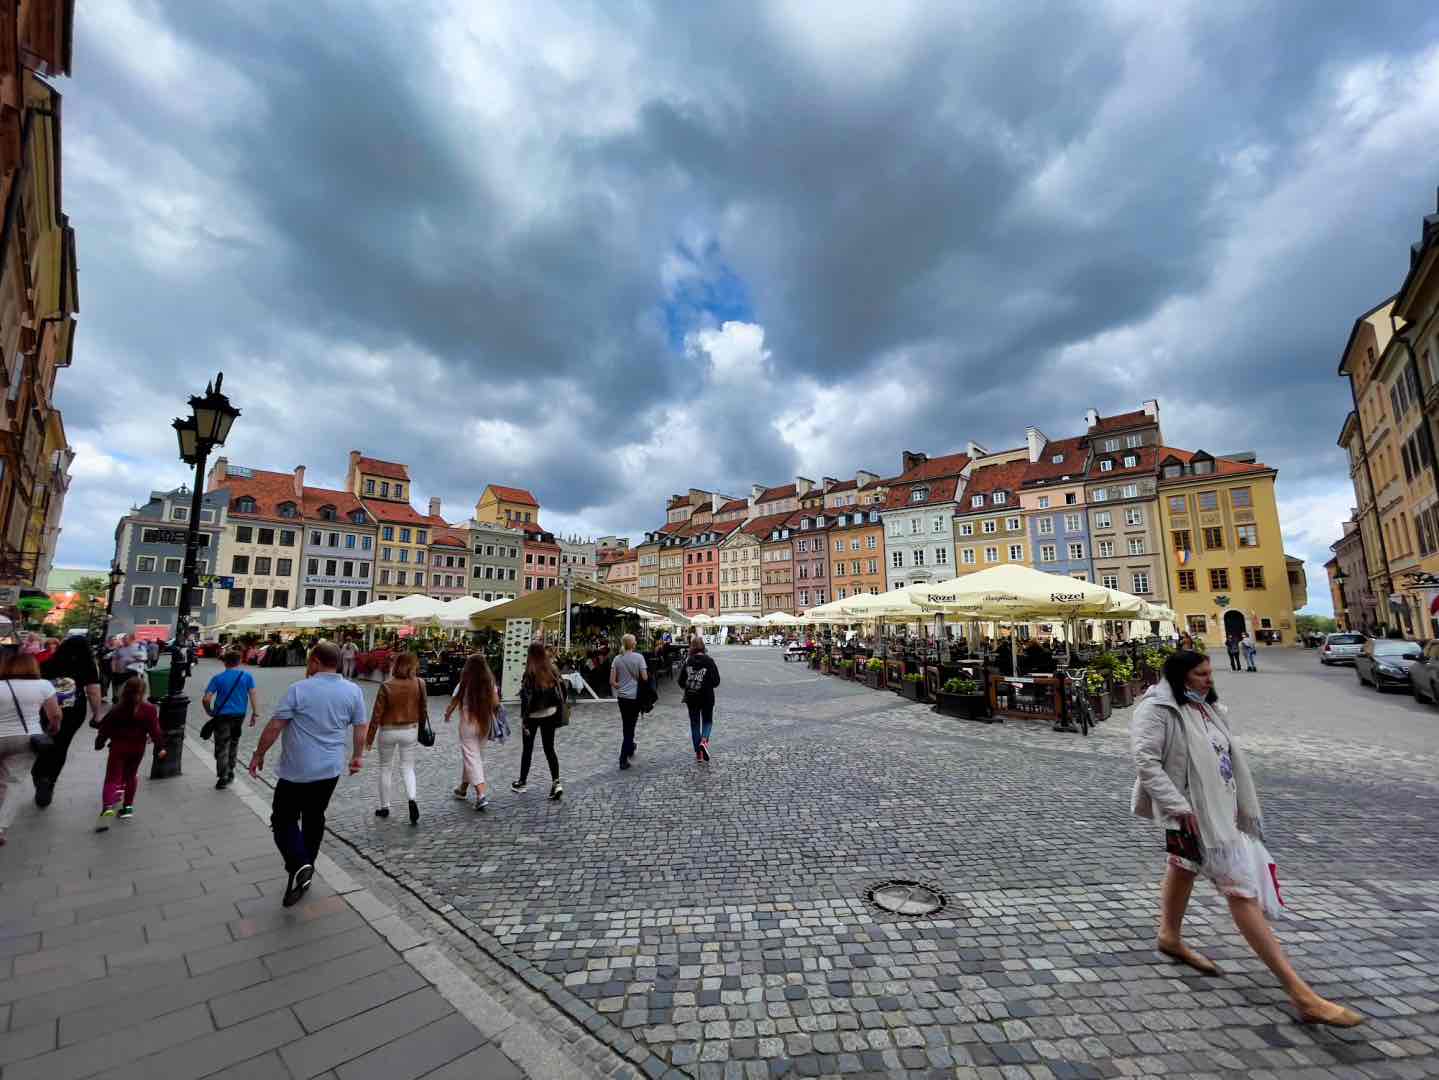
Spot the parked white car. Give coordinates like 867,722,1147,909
1318,632,1365,665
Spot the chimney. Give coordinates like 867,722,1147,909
712,492,722,513
751,483,765,501
856,469,878,489
292,465,305,498
901,450,927,473
347,450,362,491
796,476,814,496
428,496,442,518
822,476,838,494
966,441,988,460
1142,398,1159,420
1084,408,1100,429
205,456,228,491
1025,427,1046,464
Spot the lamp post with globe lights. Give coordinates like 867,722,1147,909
153,374,240,778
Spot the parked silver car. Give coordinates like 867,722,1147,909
1318,632,1365,665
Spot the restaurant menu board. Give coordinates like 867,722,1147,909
502,618,533,700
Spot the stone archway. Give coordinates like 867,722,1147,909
1223,609,1246,640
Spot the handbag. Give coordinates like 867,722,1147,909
415,678,436,747
7,679,53,753
637,675,658,714
490,704,511,744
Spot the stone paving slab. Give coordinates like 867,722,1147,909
194,645,1439,1079
0,716,594,1080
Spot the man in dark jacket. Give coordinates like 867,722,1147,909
676,637,721,764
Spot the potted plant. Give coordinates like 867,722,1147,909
839,658,855,679
864,657,885,689
1084,669,1111,720
886,658,906,692
820,652,832,674
1110,658,1137,707
900,671,927,702
936,676,990,721
1141,648,1168,687
809,651,821,670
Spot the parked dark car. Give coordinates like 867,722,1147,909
1318,632,1365,665
1354,638,1424,691
1410,641,1439,705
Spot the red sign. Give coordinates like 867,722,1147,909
133,625,170,642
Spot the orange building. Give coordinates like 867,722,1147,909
827,507,886,600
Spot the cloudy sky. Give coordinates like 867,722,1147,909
54,1,1439,612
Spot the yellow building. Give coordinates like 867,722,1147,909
1158,449,1296,644
475,484,540,528
347,452,441,600
950,458,1029,575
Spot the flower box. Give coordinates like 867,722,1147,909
936,690,990,722
865,669,884,690
1087,691,1112,720
900,677,927,703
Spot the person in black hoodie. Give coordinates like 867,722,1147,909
33,636,104,807
676,637,721,765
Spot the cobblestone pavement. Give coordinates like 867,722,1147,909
198,646,1439,1079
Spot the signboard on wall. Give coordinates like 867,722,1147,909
501,618,533,701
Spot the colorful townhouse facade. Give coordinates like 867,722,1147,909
109,487,227,637
718,525,762,615
951,455,1030,576
522,527,562,593
882,450,972,590
204,461,307,623
1020,432,1093,581
1158,449,1292,643
475,484,540,528
1083,404,1170,605
791,511,831,611
427,528,470,600
757,514,797,614
298,483,376,610
466,519,521,602
827,508,885,601
606,549,638,597
346,453,443,601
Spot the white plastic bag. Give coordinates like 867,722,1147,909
1245,836,1284,918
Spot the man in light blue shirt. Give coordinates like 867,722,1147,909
249,641,367,906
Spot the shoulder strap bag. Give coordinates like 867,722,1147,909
415,677,436,747
7,679,53,752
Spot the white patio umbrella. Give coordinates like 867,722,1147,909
714,613,761,627
841,588,927,620
760,610,804,625
435,596,501,628
796,602,847,624
906,565,1127,620
321,599,400,626
689,614,714,626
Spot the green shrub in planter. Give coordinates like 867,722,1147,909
900,671,926,701
937,676,988,721
865,658,884,672
942,676,979,695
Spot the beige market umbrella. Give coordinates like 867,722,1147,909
906,564,1127,620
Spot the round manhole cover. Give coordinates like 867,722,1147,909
866,879,946,917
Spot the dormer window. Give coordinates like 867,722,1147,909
1099,459,1114,472
910,486,929,503
781,529,790,539
234,496,256,514
320,505,338,521
971,495,984,508
1123,455,1137,468
1193,460,1214,474
993,492,1007,505
1164,464,1182,479
277,501,298,518
350,510,367,524
1051,454,1064,464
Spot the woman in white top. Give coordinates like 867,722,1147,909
443,654,500,810
0,653,61,845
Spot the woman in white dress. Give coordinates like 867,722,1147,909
1131,649,1362,1027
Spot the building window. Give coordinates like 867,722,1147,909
993,492,1007,505
1177,570,1196,592
396,571,407,586
1168,495,1186,514
363,537,373,551
234,497,256,514
1101,574,1118,590
1009,544,1024,561
1067,542,1084,560
1235,524,1259,548
1242,566,1265,590
961,548,976,565
1121,484,1139,498
254,557,272,575
1172,529,1191,552
1100,459,1114,472
1037,517,1054,535
935,548,949,565
1186,614,1207,635
1094,511,1111,529
971,495,984,508
984,546,998,563
982,520,997,534
228,588,246,608
1209,568,1230,590
1062,513,1080,533
1103,439,1119,452
161,556,181,575
891,550,903,568
136,556,157,573
273,589,289,607
959,522,974,536
1125,508,1143,526
236,526,254,544
1127,538,1145,556
1097,540,1114,558
1131,572,1150,594
1123,455,1137,468
1093,489,1108,502
1040,544,1057,562
913,549,925,566
1198,491,1218,511
379,569,391,585
248,588,267,609
1231,487,1252,509
232,555,250,574
1203,527,1224,550
131,586,153,606
155,586,177,607
1126,434,1141,448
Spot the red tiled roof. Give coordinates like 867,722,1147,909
884,475,963,511
1157,447,1271,479
742,511,795,540
213,468,302,521
892,451,971,484
361,499,446,528
666,495,689,510
431,528,468,548
953,460,1028,514
355,456,410,482
1022,436,1089,485
756,483,798,503
301,486,369,524
487,484,539,508
1085,444,1159,480
687,521,742,546
597,549,631,566
718,498,748,513
825,479,857,493
1087,409,1152,434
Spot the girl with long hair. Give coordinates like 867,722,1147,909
366,651,426,825
443,654,499,810
514,641,563,800
1131,649,1361,1027
94,675,164,830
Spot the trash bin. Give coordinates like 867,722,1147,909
147,667,170,701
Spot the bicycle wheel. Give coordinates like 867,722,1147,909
1076,694,1091,736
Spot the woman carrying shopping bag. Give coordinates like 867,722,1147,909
1131,650,1361,1027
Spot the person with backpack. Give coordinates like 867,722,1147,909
514,642,564,800
676,637,721,764
202,648,259,789
93,675,165,830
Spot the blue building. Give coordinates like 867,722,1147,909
110,486,228,637
1020,432,1094,582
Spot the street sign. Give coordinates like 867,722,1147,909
199,575,235,589
151,528,188,545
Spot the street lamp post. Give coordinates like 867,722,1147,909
153,374,240,779
101,562,124,642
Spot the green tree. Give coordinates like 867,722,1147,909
55,576,109,636
1295,613,1337,636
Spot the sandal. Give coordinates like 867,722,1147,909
1297,1001,1364,1027
1157,941,1221,976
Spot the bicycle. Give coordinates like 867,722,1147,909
1056,667,1092,737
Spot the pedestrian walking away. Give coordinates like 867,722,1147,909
1131,649,1362,1027
340,639,358,679
444,653,500,810
610,633,647,770
677,636,721,764
366,651,426,825
93,676,166,831
515,641,563,800
1241,631,1258,672
1224,634,1241,672
0,655,61,846
32,635,104,807
248,641,367,907
202,648,259,789
110,635,147,702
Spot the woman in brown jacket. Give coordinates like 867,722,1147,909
367,652,426,825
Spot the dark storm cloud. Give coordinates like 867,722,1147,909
50,1,1439,609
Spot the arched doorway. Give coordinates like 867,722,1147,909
1223,610,1246,641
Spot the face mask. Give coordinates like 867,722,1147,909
1183,688,1207,703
